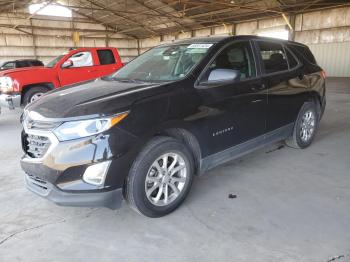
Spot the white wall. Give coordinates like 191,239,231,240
309,42,350,77
0,13,139,64
294,6,350,76
1,6,350,76
294,7,350,44
138,6,350,77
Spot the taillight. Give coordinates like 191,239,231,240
320,70,326,79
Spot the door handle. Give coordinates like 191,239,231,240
259,84,266,90
251,84,266,91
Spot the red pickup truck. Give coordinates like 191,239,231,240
0,47,123,111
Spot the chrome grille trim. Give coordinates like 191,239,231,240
21,110,61,163
22,127,59,163
26,134,51,158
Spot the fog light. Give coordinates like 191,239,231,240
83,161,111,186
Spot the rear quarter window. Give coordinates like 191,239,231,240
289,44,317,65
285,47,299,69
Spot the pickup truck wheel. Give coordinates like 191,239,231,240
23,86,49,106
126,136,194,218
285,102,319,149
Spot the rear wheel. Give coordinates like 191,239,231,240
22,86,49,106
126,136,194,217
286,102,319,149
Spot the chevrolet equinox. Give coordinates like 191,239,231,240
20,36,326,217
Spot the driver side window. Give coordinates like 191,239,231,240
69,51,93,68
201,41,256,83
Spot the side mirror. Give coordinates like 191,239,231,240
62,60,73,69
207,69,241,84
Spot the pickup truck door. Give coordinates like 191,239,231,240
94,49,123,77
58,50,100,86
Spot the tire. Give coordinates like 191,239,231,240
285,102,319,149
126,136,194,218
22,86,49,106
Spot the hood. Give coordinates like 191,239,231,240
25,78,165,119
0,66,47,76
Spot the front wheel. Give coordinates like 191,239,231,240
285,102,319,149
22,86,49,106
125,136,194,217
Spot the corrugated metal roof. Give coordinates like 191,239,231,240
0,0,349,38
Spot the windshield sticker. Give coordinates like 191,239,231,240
187,43,213,49
186,48,208,54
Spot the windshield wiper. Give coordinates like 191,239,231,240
110,78,146,83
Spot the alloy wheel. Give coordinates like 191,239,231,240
30,92,44,103
300,110,316,142
145,152,187,206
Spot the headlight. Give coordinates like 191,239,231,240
0,77,14,93
53,112,128,141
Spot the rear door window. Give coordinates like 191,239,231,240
97,49,116,65
257,41,289,74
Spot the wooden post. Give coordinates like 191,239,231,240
105,26,110,47
232,23,236,36
29,19,38,59
137,39,141,56
288,14,296,41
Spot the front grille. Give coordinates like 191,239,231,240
22,132,51,158
26,174,51,196
27,174,48,190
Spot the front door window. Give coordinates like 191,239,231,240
200,41,256,83
69,51,93,68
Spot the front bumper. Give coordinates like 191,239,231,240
20,122,138,209
25,173,123,209
0,93,21,109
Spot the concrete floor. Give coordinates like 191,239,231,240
0,78,349,262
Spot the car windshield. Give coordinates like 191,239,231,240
46,55,65,68
111,43,214,82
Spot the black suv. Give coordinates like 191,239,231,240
0,59,44,71
21,36,326,217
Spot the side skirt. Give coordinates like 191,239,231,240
199,123,294,174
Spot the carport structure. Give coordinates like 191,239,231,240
1,0,349,38
0,0,350,76
1,2,350,262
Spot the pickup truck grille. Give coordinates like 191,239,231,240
22,132,51,158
